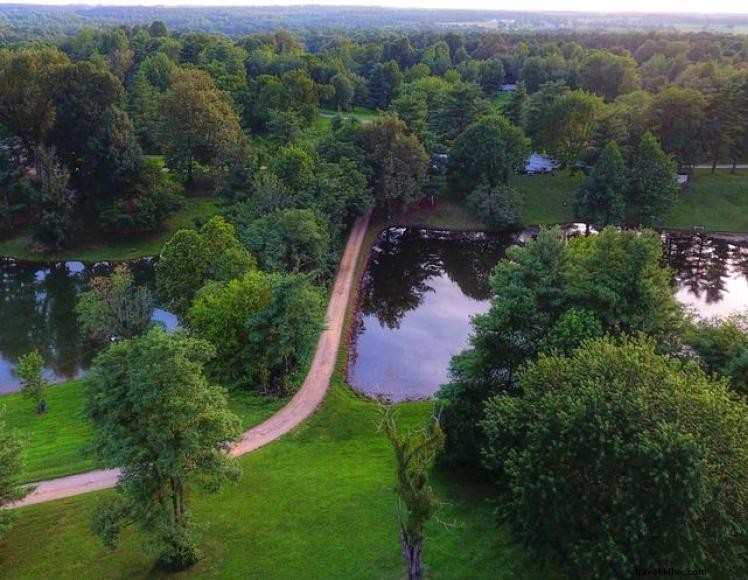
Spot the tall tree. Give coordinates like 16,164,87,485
380,406,445,580
32,146,73,250
628,132,679,226
369,60,402,109
547,90,604,169
159,68,244,183
0,47,69,154
649,86,707,169
0,408,27,538
574,141,627,226
87,328,241,569
448,115,530,194
357,117,428,216
578,49,641,101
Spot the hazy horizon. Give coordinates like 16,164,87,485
2,1,748,17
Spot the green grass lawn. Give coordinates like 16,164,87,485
317,106,381,130
512,172,582,225
0,197,219,262
1,381,286,483
667,169,748,232
0,382,559,580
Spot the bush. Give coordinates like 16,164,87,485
466,184,523,230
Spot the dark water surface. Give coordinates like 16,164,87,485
349,226,748,401
0,258,176,393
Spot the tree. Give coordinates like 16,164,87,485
438,228,567,467
156,216,256,318
0,408,26,538
379,405,445,580
685,312,748,397
649,86,707,169
330,72,354,111
16,350,48,414
430,82,489,146
628,132,679,226
48,61,126,178
547,90,604,169
0,47,69,154
482,336,748,578
86,328,241,569
357,117,428,216
574,141,627,226
479,57,505,95
159,68,244,183
188,271,324,393
448,115,530,194
77,265,153,343
505,81,527,126
466,184,523,230
32,146,73,250
439,226,680,468
578,49,641,101
240,209,331,278
369,60,402,109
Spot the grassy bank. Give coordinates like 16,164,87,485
668,169,748,231
0,197,219,262
0,382,558,579
417,169,747,232
1,381,285,483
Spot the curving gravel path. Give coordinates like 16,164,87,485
10,212,371,508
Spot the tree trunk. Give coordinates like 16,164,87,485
732,159,738,175
402,538,423,580
400,527,423,580
711,158,717,174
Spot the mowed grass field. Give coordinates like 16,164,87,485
0,382,561,580
511,168,748,231
668,169,748,231
1,381,286,483
0,196,219,262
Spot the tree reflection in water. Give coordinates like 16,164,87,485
0,258,174,393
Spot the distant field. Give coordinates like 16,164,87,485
0,197,219,262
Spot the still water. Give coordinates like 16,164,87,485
349,227,748,401
0,258,176,393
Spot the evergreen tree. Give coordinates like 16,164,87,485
574,141,627,226
628,132,679,226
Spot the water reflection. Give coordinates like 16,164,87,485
665,232,748,318
350,227,748,401
0,258,176,393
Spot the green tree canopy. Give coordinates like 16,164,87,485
482,336,748,578
155,216,256,318
574,141,627,226
448,115,530,194
627,131,679,226
86,328,241,569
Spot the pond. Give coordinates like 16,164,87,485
0,258,177,394
348,227,748,402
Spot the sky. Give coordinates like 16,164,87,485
4,0,748,16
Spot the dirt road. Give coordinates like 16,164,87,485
10,212,371,508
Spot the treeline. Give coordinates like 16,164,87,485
2,23,747,247
4,6,748,40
